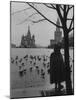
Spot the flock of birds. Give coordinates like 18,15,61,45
11,54,50,80
11,52,73,88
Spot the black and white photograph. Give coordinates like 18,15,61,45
10,1,74,98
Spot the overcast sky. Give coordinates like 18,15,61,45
11,2,73,46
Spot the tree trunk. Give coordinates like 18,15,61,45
64,30,73,95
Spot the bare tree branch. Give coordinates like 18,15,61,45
17,12,38,25
31,19,46,23
66,5,74,16
69,15,74,30
26,2,63,28
69,5,74,10
69,27,74,33
59,5,64,11
67,18,73,20
50,4,56,9
43,3,56,9
56,5,63,24
64,5,67,22
11,7,31,15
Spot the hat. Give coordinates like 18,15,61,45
54,44,61,52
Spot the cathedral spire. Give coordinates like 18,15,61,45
27,25,31,39
28,25,30,34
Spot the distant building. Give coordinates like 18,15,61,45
11,43,16,48
50,18,62,46
50,40,56,46
20,26,36,48
55,18,62,43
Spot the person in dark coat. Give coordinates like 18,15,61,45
49,44,66,92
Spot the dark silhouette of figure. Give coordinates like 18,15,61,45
49,44,66,94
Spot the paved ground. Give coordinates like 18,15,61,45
10,84,66,99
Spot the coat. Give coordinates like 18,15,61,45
49,52,66,84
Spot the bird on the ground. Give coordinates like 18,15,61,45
19,58,22,63
15,56,18,60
